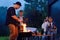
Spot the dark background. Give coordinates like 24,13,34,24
0,0,60,37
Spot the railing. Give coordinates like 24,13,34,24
17,32,59,40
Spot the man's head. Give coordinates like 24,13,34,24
19,10,23,16
48,17,53,23
14,2,21,9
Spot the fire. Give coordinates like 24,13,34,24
20,23,31,32
21,23,27,32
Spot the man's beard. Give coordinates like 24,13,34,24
15,8,19,9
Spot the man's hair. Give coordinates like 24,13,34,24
48,16,53,19
14,2,21,6
48,16,54,21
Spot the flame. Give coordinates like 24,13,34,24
21,23,27,32
20,23,31,32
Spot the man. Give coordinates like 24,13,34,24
47,17,57,40
6,2,22,40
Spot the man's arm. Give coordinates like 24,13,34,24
11,15,22,22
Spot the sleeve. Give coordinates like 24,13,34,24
10,8,16,16
42,23,44,29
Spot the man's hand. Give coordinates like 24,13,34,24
18,19,23,23
11,15,22,22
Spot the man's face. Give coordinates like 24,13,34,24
15,4,20,9
48,17,53,22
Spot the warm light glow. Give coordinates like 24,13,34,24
20,23,31,32
27,30,31,32
21,23,27,32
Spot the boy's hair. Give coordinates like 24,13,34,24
19,10,23,12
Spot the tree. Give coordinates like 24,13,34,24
24,0,48,28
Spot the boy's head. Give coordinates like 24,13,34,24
19,10,23,16
46,16,48,20
48,17,53,23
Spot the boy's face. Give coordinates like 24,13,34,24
48,17,53,22
20,12,23,16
